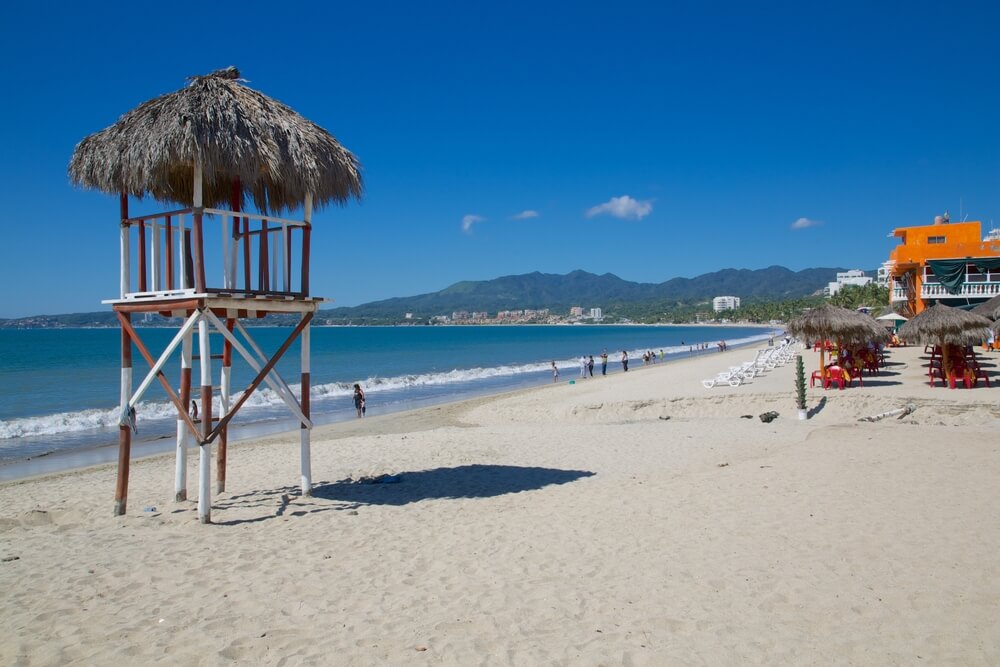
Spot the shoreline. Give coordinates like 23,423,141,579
0,332,781,483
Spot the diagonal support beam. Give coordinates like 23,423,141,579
129,310,200,411
202,310,314,443
202,309,311,427
232,319,301,411
116,311,201,442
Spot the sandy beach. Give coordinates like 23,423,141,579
1,342,998,665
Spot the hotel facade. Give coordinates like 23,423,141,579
884,214,1000,316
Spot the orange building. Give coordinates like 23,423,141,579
884,214,1000,316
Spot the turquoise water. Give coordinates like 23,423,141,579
0,324,778,464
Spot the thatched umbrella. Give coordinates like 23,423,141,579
68,66,362,213
970,294,1000,321
788,304,889,380
898,303,992,382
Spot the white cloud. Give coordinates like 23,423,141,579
790,217,823,230
585,195,653,221
512,210,539,220
461,214,485,232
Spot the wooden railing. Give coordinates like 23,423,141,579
118,206,312,301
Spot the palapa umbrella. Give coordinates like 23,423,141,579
969,294,1000,321
897,303,992,382
788,304,889,381
68,66,362,213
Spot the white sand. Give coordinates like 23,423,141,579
1,343,998,665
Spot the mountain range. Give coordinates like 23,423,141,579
0,266,849,327
324,266,845,319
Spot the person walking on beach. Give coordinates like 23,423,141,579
621,350,629,372
659,349,665,362
551,361,560,383
353,383,366,418
580,355,588,379
588,355,595,377
600,350,608,375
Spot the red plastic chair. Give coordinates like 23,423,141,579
824,367,847,390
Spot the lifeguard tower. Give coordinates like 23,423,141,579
69,68,362,522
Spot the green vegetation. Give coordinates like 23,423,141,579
828,283,890,311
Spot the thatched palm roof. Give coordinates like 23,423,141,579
897,303,992,346
969,294,1000,321
69,67,362,214
788,303,889,344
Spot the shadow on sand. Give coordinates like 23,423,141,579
206,465,595,525
312,464,596,507
807,397,827,418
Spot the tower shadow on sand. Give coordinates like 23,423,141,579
312,464,596,506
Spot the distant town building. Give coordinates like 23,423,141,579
712,296,740,312
569,306,584,317
404,312,413,319
589,307,603,321
824,270,872,297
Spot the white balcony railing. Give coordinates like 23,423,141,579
920,282,1000,298
891,281,1000,302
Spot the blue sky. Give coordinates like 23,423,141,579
2,1,999,317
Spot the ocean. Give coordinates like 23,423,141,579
0,324,779,476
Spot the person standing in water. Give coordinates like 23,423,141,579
353,383,366,418
600,350,608,375
621,350,629,372
551,361,560,383
588,355,595,377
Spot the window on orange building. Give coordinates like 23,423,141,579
928,236,946,244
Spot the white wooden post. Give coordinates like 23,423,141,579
175,327,193,501
281,223,290,292
300,315,312,495
221,212,230,289
270,233,278,291
197,314,212,523
219,345,231,494
151,219,161,291
229,214,238,290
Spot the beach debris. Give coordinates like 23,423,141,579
2,555,20,562
858,404,917,422
415,645,428,652
658,416,671,421
143,506,157,512
355,474,402,485
740,415,753,419
717,462,729,467
759,411,779,423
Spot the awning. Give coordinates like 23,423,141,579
927,258,1000,294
